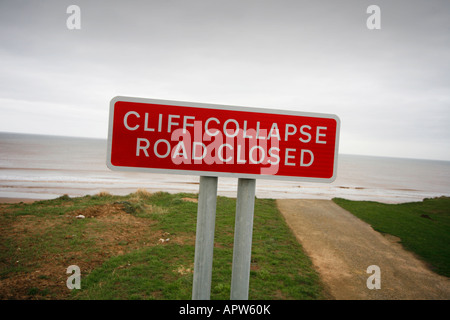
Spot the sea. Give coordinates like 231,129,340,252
1,132,449,203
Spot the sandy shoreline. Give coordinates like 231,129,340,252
0,197,42,204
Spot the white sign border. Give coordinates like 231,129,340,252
107,96,340,183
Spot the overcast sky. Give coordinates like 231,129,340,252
0,0,449,160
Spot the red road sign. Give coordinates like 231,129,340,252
107,96,340,182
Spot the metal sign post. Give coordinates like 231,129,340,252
192,177,256,300
230,178,256,300
192,176,218,300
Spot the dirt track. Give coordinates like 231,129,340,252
276,199,450,300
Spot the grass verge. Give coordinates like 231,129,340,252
333,196,450,277
0,191,325,300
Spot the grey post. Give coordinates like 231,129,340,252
230,178,256,300
192,176,218,300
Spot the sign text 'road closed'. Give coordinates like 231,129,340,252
107,97,340,182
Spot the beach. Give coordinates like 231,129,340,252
0,198,38,203
1,132,450,204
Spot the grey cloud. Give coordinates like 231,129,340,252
0,0,449,160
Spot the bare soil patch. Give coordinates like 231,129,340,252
0,202,185,300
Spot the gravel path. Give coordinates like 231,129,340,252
276,199,450,300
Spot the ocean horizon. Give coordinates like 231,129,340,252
1,131,449,203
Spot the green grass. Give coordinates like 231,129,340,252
333,196,450,277
73,193,324,300
0,191,325,300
